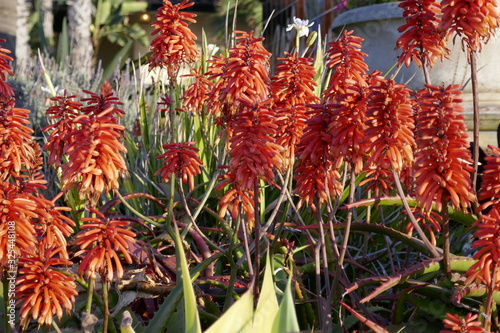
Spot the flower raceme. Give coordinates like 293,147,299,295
17,247,77,329
148,0,199,82
294,103,342,210
397,0,449,67
414,84,476,213
74,208,136,282
324,30,369,102
205,31,271,129
59,90,128,206
182,67,214,114
155,141,203,191
439,0,499,54
271,52,319,168
43,91,82,167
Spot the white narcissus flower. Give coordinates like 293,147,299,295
286,17,314,38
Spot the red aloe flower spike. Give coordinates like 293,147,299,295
324,30,369,102
227,100,283,190
182,66,214,114
439,0,499,54
155,141,203,191
441,312,484,333
404,208,442,246
397,0,450,68
271,52,320,168
0,98,36,179
0,181,38,268
465,206,500,287
205,31,271,129
328,80,371,174
414,84,476,213
217,171,256,224
61,90,128,206
477,145,500,212
0,39,14,101
148,0,199,84
74,208,136,282
365,76,415,171
294,103,342,210
42,91,82,167
17,247,77,329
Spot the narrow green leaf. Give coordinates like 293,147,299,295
271,274,300,333
253,252,279,333
173,225,201,333
144,253,222,333
204,291,254,333
96,0,112,26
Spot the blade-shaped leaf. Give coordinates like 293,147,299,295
271,274,300,333
204,290,254,333
253,253,279,333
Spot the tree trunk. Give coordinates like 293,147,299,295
41,0,55,55
67,0,94,78
16,0,31,70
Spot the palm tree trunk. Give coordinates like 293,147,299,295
67,0,94,78
16,0,31,70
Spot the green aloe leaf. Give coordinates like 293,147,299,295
204,290,254,333
253,253,279,333
271,274,300,333
174,225,201,333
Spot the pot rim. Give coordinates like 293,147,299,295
331,2,403,30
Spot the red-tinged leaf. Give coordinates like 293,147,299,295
340,302,389,333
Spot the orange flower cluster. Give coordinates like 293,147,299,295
294,103,342,209
43,91,82,166
226,104,283,189
155,141,203,190
0,39,14,101
205,31,271,128
324,30,368,101
439,0,499,53
466,146,500,288
54,90,128,206
362,76,415,195
271,52,319,168
182,67,214,113
17,247,77,329
366,77,415,170
397,0,449,67
329,85,370,174
0,99,36,178
414,84,475,213
441,312,484,333
148,0,199,82
74,208,136,281
405,208,442,246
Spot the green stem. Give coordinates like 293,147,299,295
442,195,451,278
102,279,109,333
85,278,95,314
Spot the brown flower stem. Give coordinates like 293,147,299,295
441,195,451,278
470,51,480,193
422,61,431,86
484,261,498,331
392,169,441,258
2,278,11,333
102,280,109,333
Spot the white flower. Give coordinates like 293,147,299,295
286,17,314,38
